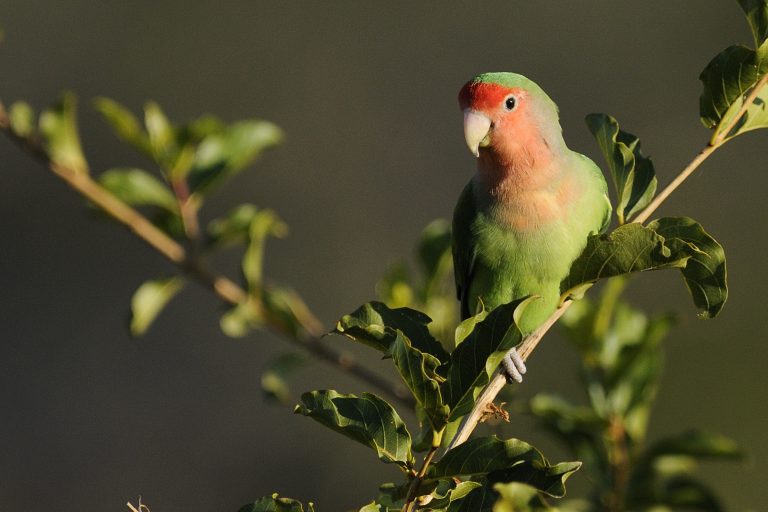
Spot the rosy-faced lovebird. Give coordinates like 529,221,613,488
452,72,611,383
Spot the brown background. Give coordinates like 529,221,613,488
1,2,766,510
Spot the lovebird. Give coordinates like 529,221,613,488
452,72,611,382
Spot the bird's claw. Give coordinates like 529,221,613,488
501,347,526,384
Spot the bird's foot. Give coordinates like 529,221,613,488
501,347,526,384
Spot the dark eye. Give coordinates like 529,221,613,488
504,96,517,111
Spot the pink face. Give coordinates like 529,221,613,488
458,80,546,165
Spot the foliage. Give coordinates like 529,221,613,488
0,1,765,510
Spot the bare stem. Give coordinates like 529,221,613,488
403,432,442,512
0,99,412,408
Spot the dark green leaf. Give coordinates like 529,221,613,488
389,330,449,430
261,352,307,403
647,217,727,318
333,301,449,363
422,481,482,511
428,436,581,498
443,299,532,421
699,43,768,142
8,101,35,138
39,92,89,174
586,113,657,223
238,494,313,512
98,168,177,211
206,203,260,248
129,276,185,336
294,390,413,469
93,97,152,156
188,119,283,193
739,0,768,48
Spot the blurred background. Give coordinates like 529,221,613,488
1,1,766,510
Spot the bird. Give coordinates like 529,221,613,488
452,72,611,383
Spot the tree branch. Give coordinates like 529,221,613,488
0,99,413,408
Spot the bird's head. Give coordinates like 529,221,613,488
458,72,563,162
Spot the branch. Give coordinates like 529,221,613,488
0,99,413,408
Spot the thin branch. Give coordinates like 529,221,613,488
403,433,442,512
0,99,413,408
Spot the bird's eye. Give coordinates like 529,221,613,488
504,96,517,111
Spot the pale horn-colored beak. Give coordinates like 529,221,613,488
463,109,492,157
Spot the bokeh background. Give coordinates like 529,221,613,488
1,1,766,510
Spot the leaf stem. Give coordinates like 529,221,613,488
0,99,413,408
403,432,442,512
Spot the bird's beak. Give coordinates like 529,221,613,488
463,109,492,157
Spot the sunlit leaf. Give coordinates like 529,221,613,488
39,92,89,174
129,276,184,336
428,435,581,498
492,482,558,512
188,119,283,193
376,263,415,308
238,493,313,512
144,101,176,164
98,168,177,211
220,300,261,338
294,390,413,469
8,101,34,138
93,97,152,156
261,352,306,403
389,330,449,430
242,209,288,292
333,301,449,363
586,113,656,224
443,299,533,421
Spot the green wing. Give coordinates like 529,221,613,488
452,181,479,319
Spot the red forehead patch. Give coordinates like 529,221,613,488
458,81,517,111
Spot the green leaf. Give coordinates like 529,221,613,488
333,302,449,363
98,168,177,211
144,101,176,164
442,299,532,421
129,276,185,336
493,482,558,512
422,481,483,511
376,263,415,308
647,217,727,318
453,307,487,346
206,203,260,248
93,97,152,156
8,101,35,138
428,436,581,498
261,352,306,403
644,430,742,461
417,219,453,295
238,493,313,512
739,0,768,49
586,113,657,224
220,300,261,338
294,390,413,469
188,119,283,193
39,92,89,174
389,330,449,430
242,209,288,292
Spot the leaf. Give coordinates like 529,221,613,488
39,92,89,174
206,203,260,248
428,436,581,498
647,217,727,318
442,299,533,421
188,119,283,193
242,209,288,292
417,219,453,295
644,430,743,461
586,113,657,224
93,97,152,156
699,0,768,144
453,307,487,346
389,330,449,429
261,352,307,403
129,276,185,336
493,482,558,512
98,168,177,211
144,101,176,164
238,493,312,512
294,390,413,469
376,263,415,308
8,101,35,138
220,300,261,338
333,302,449,363
739,0,768,49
